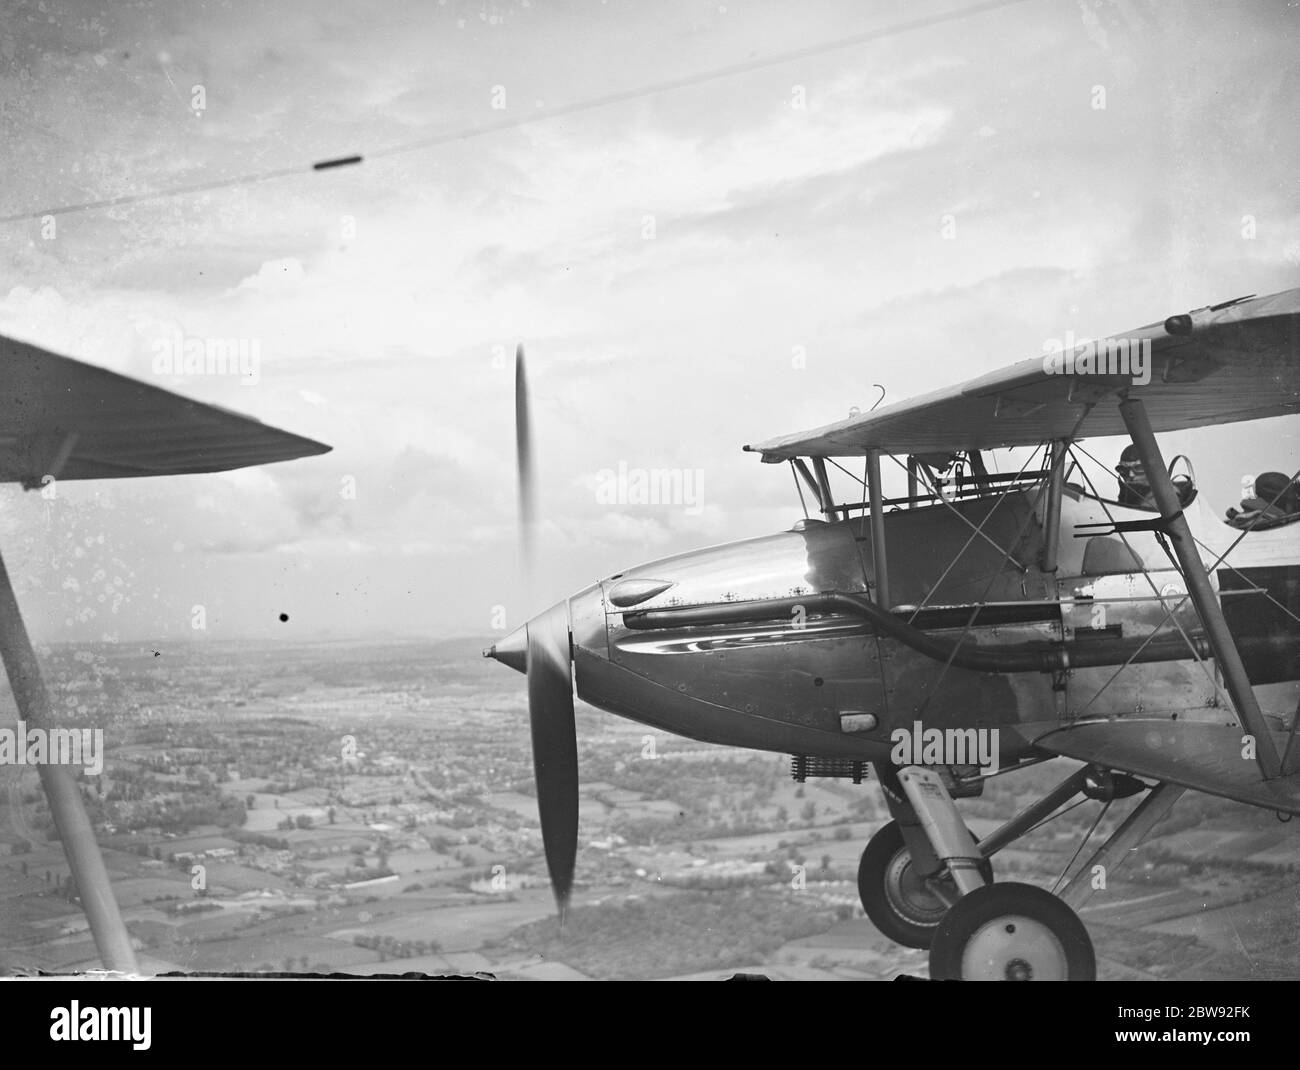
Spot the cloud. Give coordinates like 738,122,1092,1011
234,257,306,293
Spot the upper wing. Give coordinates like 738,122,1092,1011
746,288,1300,458
0,334,331,484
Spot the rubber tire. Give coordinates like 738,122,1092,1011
928,881,1096,981
857,819,993,950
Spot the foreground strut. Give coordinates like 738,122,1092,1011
0,548,137,972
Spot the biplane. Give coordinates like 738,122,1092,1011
0,334,330,974
488,286,1300,980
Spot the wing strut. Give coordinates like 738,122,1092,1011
811,457,841,521
866,449,890,608
1038,439,1068,573
0,547,138,972
1118,397,1282,780
790,458,822,514
1060,782,1186,910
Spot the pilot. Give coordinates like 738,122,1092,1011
1115,445,1197,510
1115,445,1154,508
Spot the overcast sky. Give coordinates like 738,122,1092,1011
0,0,1297,644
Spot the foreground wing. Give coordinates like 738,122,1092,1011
0,334,330,484
747,288,1300,457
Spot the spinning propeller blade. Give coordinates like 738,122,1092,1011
515,344,537,569
525,602,579,914
490,343,579,915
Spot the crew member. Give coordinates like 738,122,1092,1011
1115,445,1154,508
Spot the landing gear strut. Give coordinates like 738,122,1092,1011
870,762,1100,979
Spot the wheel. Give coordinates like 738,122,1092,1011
928,882,1096,981
857,820,992,950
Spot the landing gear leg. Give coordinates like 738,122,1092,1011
891,765,988,895
881,765,1096,980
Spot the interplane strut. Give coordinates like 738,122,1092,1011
1118,397,1282,780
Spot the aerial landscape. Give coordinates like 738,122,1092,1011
3,635,1297,981
0,0,1297,1001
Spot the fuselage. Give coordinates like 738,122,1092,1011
561,484,1300,767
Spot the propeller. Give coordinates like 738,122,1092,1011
525,601,579,914
506,344,579,916
515,344,536,570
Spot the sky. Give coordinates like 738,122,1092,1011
0,0,1297,645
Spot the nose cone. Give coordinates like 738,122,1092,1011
484,624,528,674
